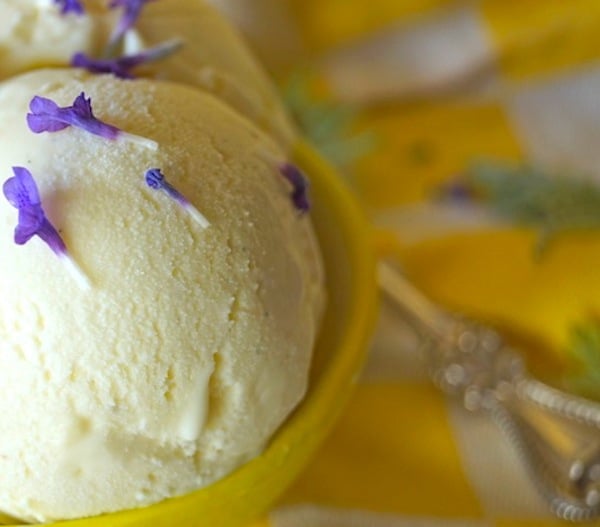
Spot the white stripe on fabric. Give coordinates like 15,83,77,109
372,203,502,242
270,504,491,527
446,399,550,518
320,5,495,103
505,64,600,180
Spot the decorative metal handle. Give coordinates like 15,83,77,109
378,260,600,521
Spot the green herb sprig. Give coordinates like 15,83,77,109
282,71,376,169
457,162,600,254
564,321,600,401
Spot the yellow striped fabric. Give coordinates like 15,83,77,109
209,1,600,525
288,0,456,53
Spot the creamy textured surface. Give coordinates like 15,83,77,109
0,0,294,145
0,68,324,522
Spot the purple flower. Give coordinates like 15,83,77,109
3,167,63,250
108,0,156,48
71,39,182,80
27,92,157,150
436,179,475,203
3,167,89,288
145,168,209,228
28,92,118,138
53,0,85,15
279,163,310,213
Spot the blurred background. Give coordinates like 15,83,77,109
209,2,600,525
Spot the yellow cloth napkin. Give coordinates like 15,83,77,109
211,1,600,525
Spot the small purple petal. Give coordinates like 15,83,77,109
3,167,65,255
27,92,121,141
145,168,166,190
26,114,70,133
437,179,475,203
279,163,311,213
3,167,89,288
14,207,46,245
27,97,70,133
53,0,85,15
145,168,209,228
67,93,120,139
14,214,41,245
29,96,60,115
145,168,185,205
3,166,41,208
71,92,94,119
108,0,156,47
71,40,182,80
71,52,135,79
35,218,67,255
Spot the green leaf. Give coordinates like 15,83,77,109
564,321,600,400
461,161,600,252
281,70,376,169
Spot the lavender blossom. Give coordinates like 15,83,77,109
53,0,85,15
145,168,209,228
108,0,156,49
3,167,89,288
279,162,310,213
27,92,157,150
437,179,475,203
71,39,182,80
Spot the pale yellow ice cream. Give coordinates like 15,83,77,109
0,0,295,145
0,67,324,522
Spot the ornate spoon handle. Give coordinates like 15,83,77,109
378,261,600,521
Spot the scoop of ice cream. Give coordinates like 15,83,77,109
0,68,324,522
0,0,295,145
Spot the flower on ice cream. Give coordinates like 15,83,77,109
3,168,64,251
279,163,310,213
71,39,183,80
2,167,89,288
108,0,156,49
257,151,311,213
145,168,209,228
53,0,85,15
27,92,157,150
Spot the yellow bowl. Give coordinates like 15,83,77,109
5,141,378,527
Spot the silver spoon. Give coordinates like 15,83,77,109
379,260,600,522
